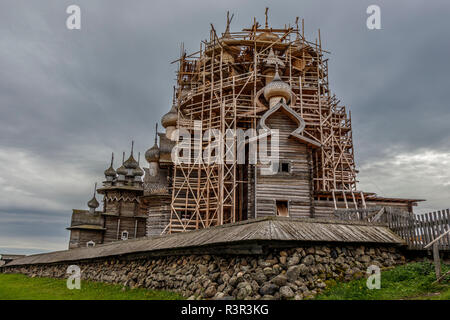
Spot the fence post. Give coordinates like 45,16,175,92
432,242,441,279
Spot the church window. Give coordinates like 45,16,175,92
280,162,290,173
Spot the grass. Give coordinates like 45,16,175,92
0,273,184,300
315,261,450,300
2,262,449,300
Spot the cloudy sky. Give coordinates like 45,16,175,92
1,0,449,255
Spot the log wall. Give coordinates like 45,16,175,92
256,112,313,218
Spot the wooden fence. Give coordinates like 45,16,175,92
335,207,450,251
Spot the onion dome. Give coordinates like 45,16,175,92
145,144,160,163
264,48,285,69
256,8,279,43
116,152,128,176
104,153,116,177
263,64,292,103
161,103,177,129
87,196,99,209
133,152,144,177
134,166,144,177
123,141,138,170
87,183,99,211
256,31,279,42
257,8,278,42
123,155,138,170
145,124,160,163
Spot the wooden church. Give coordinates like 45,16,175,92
67,11,422,249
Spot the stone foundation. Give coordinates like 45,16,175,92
2,244,405,300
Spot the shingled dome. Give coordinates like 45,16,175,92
133,165,144,177
116,152,127,176
161,104,177,128
256,31,279,42
145,143,160,163
123,154,138,170
264,48,285,68
87,183,99,210
104,166,116,177
104,153,116,177
263,67,292,103
116,163,127,176
87,196,99,209
123,141,138,170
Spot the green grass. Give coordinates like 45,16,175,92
0,273,184,300
2,262,449,300
315,261,450,300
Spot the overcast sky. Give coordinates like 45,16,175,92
1,0,449,255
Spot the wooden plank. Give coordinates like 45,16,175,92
443,210,448,249
423,212,432,250
433,242,441,279
437,210,445,249
417,214,424,248
398,212,404,245
424,229,450,249
445,209,450,250
431,211,439,245
410,214,417,249
414,214,421,249
371,207,385,223
441,210,448,249
409,215,415,249
332,190,337,210
402,214,409,248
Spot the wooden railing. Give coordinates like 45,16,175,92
334,207,384,222
335,207,450,251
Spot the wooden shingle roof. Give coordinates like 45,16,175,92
3,217,404,267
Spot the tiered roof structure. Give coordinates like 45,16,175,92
166,10,358,232
67,10,422,248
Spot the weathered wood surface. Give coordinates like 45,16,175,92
317,200,410,219
433,242,442,279
400,209,450,251
335,207,450,251
3,217,403,267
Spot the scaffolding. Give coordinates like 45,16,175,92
165,13,357,233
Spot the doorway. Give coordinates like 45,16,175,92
276,200,289,217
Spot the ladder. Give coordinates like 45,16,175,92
331,189,366,210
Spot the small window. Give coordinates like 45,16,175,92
121,231,129,240
276,200,289,217
280,162,290,173
86,240,95,248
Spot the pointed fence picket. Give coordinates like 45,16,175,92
334,207,450,251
